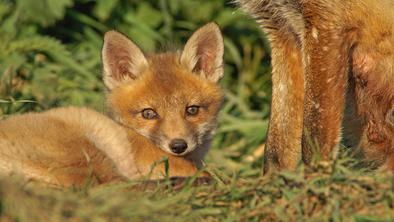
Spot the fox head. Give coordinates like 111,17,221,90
101,23,224,160
348,12,394,169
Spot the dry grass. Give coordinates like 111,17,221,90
0,1,393,221
1,155,393,222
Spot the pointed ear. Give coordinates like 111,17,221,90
102,31,149,90
180,23,224,82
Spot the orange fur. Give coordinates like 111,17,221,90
237,0,394,171
0,23,224,187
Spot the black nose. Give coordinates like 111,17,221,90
169,139,188,154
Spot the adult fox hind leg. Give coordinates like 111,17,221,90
239,0,394,171
238,0,354,170
265,0,393,166
238,0,305,171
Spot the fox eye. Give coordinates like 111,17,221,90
186,105,200,116
141,108,158,120
387,107,394,126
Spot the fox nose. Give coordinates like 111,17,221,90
169,139,188,154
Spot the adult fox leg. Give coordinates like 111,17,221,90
237,0,305,172
264,32,305,172
299,2,353,163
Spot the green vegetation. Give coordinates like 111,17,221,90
0,0,392,221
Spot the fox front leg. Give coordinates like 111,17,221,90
300,16,352,163
263,29,305,172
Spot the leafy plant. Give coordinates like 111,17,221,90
1,1,392,221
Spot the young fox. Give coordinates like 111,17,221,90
0,23,224,187
237,0,394,171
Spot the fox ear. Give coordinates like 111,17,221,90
180,23,224,82
102,31,148,90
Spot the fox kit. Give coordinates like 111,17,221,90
237,0,394,171
0,23,224,187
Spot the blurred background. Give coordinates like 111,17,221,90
0,0,272,172
1,2,392,221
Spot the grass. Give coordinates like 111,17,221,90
0,0,393,221
1,156,393,221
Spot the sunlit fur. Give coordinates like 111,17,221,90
237,0,394,172
103,23,224,168
107,52,223,168
0,23,224,187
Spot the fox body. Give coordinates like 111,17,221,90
0,23,224,187
237,0,394,171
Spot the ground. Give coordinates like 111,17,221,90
0,0,393,221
